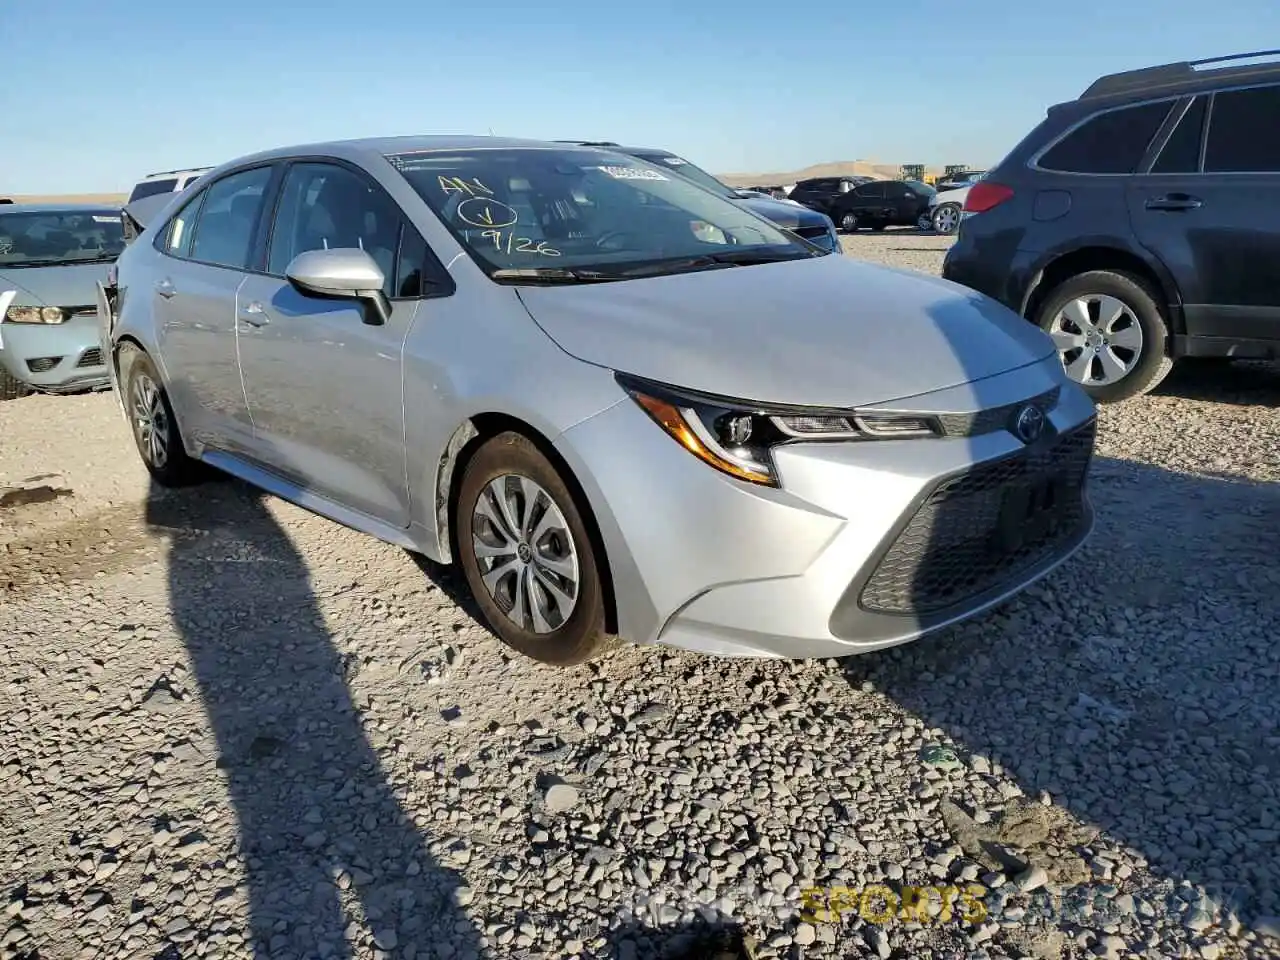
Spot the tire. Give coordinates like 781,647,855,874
455,431,611,666
0,367,31,401
932,203,962,235
839,211,860,233
117,344,206,486
1034,270,1173,403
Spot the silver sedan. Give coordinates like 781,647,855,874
100,136,1097,665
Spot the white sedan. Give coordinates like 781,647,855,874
919,183,972,235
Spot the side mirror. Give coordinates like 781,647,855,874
285,247,391,326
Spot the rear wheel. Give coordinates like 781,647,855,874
1034,270,1173,402
118,345,206,486
839,211,860,233
455,431,611,666
932,202,962,235
0,367,31,401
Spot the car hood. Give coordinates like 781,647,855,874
516,254,1055,408
734,196,831,230
0,262,113,306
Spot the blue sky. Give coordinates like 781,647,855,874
3,0,1278,194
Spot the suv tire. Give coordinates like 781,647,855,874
455,431,613,666
0,367,31,401
1034,270,1173,403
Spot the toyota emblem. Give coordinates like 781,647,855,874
1014,404,1046,443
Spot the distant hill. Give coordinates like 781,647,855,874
717,160,944,187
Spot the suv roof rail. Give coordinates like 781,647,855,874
144,166,212,178
1081,49,1280,100
553,140,621,146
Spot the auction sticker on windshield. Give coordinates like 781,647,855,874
597,166,668,181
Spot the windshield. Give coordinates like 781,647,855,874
0,210,125,267
389,147,820,281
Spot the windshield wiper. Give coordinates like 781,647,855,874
490,267,615,284
704,249,815,265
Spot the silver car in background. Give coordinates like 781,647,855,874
0,204,123,398
101,135,1096,666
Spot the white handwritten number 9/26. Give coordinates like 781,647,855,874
480,229,561,257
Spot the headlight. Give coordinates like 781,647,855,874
5,305,67,324
617,373,941,488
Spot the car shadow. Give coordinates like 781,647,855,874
1153,359,1280,407
603,919,752,959
144,472,488,958
840,452,1280,926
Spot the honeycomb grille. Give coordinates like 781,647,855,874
859,418,1095,615
935,386,1061,438
77,347,103,368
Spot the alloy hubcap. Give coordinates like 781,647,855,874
131,374,170,469
471,475,579,634
1048,295,1143,386
935,207,958,231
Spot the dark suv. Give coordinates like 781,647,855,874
942,50,1280,402
788,176,877,217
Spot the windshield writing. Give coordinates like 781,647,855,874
388,148,816,280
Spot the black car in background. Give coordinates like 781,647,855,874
787,176,878,217
828,179,936,232
943,50,1280,402
558,142,841,252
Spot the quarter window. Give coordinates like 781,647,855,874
1205,85,1280,173
189,167,272,269
1151,96,1206,174
1038,100,1174,174
267,163,404,296
161,192,204,259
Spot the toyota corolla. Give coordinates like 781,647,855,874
100,136,1096,665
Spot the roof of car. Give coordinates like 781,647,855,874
203,135,617,176
1075,49,1280,104
0,202,122,215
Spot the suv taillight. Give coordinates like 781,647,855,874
963,182,1014,214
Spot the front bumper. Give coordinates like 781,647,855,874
0,312,110,392
556,357,1096,660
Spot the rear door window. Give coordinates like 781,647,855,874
1037,100,1175,174
1151,96,1207,174
855,182,885,199
1205,85,1280,173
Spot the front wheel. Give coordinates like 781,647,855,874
455,432,611,666
1034,270,1173,402
0,367,31,401
932,203,961,235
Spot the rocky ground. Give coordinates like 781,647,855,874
2,230,1279,960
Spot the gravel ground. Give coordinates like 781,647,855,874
2,231,1279,960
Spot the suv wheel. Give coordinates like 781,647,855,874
118,345,206,486
455,431,612,666
0,367,31,401
1035,270,1173,402
839,212,860,233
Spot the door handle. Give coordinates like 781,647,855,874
238,301,269,328
1145,194,1203,211
155,278,176,299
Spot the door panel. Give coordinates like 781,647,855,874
235,275,416,526
155,259,251,451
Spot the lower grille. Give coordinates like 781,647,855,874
26,356,61,373
77,347,103,368
859,419,1096,616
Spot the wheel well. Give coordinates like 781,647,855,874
440,412,618,635
1023,247,1179,331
